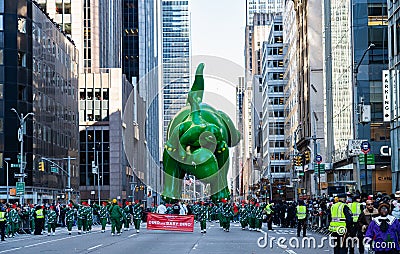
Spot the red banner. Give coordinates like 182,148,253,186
147,213,194,232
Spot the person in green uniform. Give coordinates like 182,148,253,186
296,200,307,237
221,199,233,232
8,204,19,238
123,201,132,231
108,199,123,236
46,206,57,236
70,200,88,234
254,203,264,232
65,203,76,235
132,201,143,233
0,206,7,241
239,201,248,230
198,202,208,233
248,200,256,231
87,205,93,233
94,202,109,233
33,205,44,235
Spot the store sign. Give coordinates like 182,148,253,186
382,70,391,122
147,213,194,232
380,146,391,156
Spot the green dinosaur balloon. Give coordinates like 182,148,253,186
162,63,241,203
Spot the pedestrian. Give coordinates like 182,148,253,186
198,201,207,233
296,200,307,237
328,194,353,254
358,198,379,254
65,204,76,235
365,202,400,254
132,200,143,233
46,206,57,236
33,205,44,235
0,206,7,241
108,199,123,236
156,202,167,214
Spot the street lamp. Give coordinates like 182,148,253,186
11,108,34,205
353,43,375,139
93,144,101,206
353,43,375,193
4,157,11,203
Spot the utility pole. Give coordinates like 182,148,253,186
11,108,34,205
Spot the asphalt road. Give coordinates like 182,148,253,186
0,222,337,254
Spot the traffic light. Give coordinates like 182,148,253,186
38,161,44,171
294,155,302,166
304,150,311,164
139,185,144,191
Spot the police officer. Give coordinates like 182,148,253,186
296,200,307,237
264,202,274,230
329,194,353,254
33,205,44,235
0,206,7,241
347,195,362,254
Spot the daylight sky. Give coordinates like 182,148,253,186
191,0,246,68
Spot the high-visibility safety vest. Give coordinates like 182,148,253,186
296,205,307,219
35,209,44,218
347,202,361,222
264,204,273,215
329,202,346,233
0,211,6,222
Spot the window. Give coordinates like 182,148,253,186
18,17,26,33
56,3,63,14
0,1,4,13
0,83,3,99
18,52,26,67
0,15,3,30
0,49,3,65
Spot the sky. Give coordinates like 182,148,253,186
190,0,246,187
191,0,246,68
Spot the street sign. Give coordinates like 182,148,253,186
11,164,20,168
359,154,375,165
292,178,301,182
16,182,25,195
14,173,27,178
64,188,74,192
314,163,326,173
361,141,371,154
315,154,323,164
51,166,59,173
348,139,368,156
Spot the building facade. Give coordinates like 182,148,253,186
324,0,390,194
0,0,79,203
161,0,191,142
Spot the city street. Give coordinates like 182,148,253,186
0,222,334,254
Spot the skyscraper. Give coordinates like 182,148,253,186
161,0,191,142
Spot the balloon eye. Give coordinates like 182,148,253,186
222,148,226,151
168,147,172,151
173,149,176,152
164,145,167,149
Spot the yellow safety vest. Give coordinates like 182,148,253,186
0,211,5,222
329,202,346,233
264,204,273,215
296,205,307,219
347,202,361,222
35,209,44,218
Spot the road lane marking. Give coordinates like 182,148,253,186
128,234,137,238
192,243,198,250
88,244,103,250
0,247,22,253
286,250,297,254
